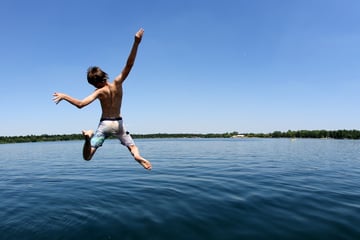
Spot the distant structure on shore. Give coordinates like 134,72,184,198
231,134,246,138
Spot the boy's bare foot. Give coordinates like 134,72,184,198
128,145,152,170
82,130,94,140
135,156,152,170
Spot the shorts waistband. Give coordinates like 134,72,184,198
100,117,122,121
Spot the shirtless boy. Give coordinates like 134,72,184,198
53,28,152,170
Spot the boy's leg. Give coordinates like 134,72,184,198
117,120,151,170
82,130,97,160
127,145,152,170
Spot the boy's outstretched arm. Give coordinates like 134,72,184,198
114,28,144,86
53,91,99,109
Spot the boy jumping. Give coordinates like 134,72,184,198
53,28,152,170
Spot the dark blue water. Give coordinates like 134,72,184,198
1,138,360,239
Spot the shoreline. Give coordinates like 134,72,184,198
1,130,360,144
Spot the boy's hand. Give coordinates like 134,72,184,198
135,28,144,43
53,92,64,104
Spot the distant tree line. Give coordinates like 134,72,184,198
1,130,360,144
0,134,84,144
0,132,237,144
246,129,360,139
133,132,237,139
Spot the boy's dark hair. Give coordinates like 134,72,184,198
87,66,109,85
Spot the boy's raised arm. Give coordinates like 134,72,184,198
114,28,144,85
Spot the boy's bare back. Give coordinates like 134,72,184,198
96,83,123,119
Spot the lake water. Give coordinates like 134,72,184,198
0,138,360,239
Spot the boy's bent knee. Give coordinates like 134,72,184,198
83,147,96,161
83,157,92,161
83,153,94,161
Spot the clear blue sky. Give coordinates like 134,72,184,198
1,0,359,136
